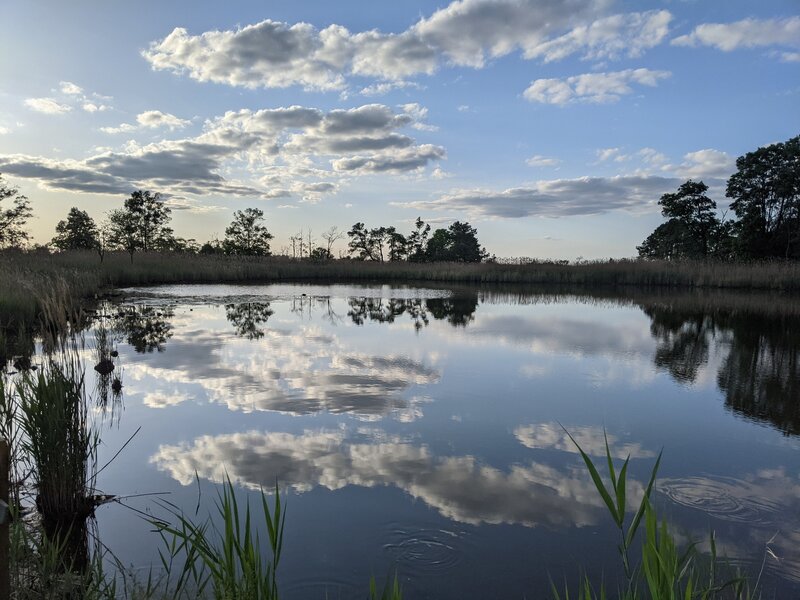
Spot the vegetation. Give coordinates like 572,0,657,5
0,174,32,249
346,218,487,262
640,134,799,261
223,207,274,256
553,432,759,600
52,207,100,252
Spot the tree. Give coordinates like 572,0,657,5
51,207,99,251
726,135,800,259
386,227,408,261
223,208,273,256
638,180,724,260
0,173,32,249
406,217,430,261
321,226,345,257
425,228,454,261
658,180,718,258
124,190,172,252
447,221,488,262
424,221,487,262
107,209,140,263
347,222,380,260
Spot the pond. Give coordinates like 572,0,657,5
83,283,799,598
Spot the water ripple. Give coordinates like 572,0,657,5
660,476,784,525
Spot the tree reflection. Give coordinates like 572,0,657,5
111,305,174,353
225,302,274,340
347,294,478,330
642,303,800,435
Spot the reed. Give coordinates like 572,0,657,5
553,430,760,600
2,249,800,333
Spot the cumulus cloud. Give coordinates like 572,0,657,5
150,428,647,527
102,110,191,134
82,102,111,113
672,16,800,53
526,155,561,167
395,175,679,218
524,68,671,105
59,81,84,95
679,149,735,179
526,10,672,63
24,97,72,114
142,2,671,90
1,103,442,198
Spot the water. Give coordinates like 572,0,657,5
84,283,799,598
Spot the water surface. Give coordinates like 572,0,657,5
87,284,800,598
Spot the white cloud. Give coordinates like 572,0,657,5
0,126,9,135
359,80,423,96
672,16,800,53
394,175,680,218
1,103,442,199
526,154,561,167
102,110,191,134
82,102,111,113
24,97,72,114
775,51,800,63
136,110,191,130
142,3,672,90
679,149,735,180
59,81,84,95
526,10,672,63
524,68,671,105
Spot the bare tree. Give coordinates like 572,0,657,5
322,226,345,256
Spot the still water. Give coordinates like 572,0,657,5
88,283,799,598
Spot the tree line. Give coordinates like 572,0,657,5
0,180,488,263
1,133,796,263
638,134,800,260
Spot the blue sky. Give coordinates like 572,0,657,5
0,0,798,258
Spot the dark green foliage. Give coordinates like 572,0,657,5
640,135,800,261
52,207,99,251
107,208,141,263
223,208,273,256
0,173,32,249
727,134,800,259
638,181,728,260
347,218,486,263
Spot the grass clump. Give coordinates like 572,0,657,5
553,428,759,600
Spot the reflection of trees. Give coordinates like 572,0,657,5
225,302,274,340
347,294,478,330
642,304,800,435
716,316,799,436
644,307,711,382
112,305,174,353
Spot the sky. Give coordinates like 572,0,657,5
0,0,798,259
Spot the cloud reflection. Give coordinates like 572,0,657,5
125,319,439,420
151,429,648,527
515,423,655,459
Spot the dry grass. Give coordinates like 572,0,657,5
1,249,799,329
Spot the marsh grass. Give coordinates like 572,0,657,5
2,250,800,331
14,357,100,572
147,477,284,600
553,429,760,600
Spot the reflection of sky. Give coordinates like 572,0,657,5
89,284,800,598
152,427,647,528
123,305,439,420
